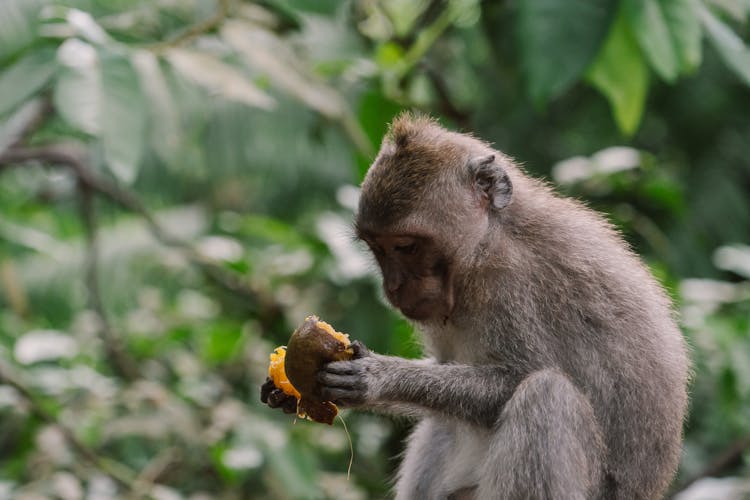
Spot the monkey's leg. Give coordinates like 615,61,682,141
394,418,453,500
478,369,604,500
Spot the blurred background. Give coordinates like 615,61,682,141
0,0,749,498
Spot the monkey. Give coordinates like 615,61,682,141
261,114,689,499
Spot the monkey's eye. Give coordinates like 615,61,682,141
394,243,418,255
367,243,384,257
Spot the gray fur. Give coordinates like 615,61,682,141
319,115,690,499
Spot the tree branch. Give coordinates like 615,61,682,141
128,447,180,499
79,183,142,381
421,62,470,129
146,0,231,53
0,97,53,155
0,143,283,325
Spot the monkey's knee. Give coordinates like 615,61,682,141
479,369,604,500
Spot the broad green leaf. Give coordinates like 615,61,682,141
706,0,750,22
586,8,649,136
222,20,340,117
625,0,703,81
276,0,341,15
0,99,46,152
383,0,431,37
223,20,372,155
625,0,679,82
517,0,617,105
53,39,100,135
100,52,146,184
0,0,44,64
130,50,182,167
698,3,750,86
664,0,703,74
356,89,403,179
165,47,276,110
64,8,113,45
0,47,57,117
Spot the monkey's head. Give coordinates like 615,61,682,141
355,114,513,322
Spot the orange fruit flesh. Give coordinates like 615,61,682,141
315,319,352,350
268,346,301,399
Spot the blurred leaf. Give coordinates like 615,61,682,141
705,0,750,22
625,0,703,81
63,8,113,45
375,42,405,69
266,440,324,499
279,0,344,16
100,52,146,184
0,98,47,152
222,20,342,118
586,8,648,135
54,39,100,135
624,0,680,82
698,2,750,86
517,0,617,105
0,0,44,64
713,244,750,279
130,50,183,168
664,0,703,74
165,48,276,110
239,214,312,248
0,47,57,117
199,322,245,366
382,0,431,37
14,329,78,365
389,317,421,359
223,20,372,155
640,175,685,213
356,90,403,179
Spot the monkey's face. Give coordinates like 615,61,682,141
360,233,455,322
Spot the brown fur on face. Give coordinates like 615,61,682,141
357,114,486,233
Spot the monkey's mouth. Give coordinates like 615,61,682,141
399,299,438,321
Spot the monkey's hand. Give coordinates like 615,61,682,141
320,348,517,425
317,340,380,407
260,377,298,414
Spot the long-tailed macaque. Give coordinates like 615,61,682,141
262,114,689,499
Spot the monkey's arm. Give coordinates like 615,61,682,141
319,343,519,427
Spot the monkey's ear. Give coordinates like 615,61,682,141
468,154,513,210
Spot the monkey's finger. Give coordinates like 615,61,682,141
350,340,370,359
318,371,366,391
260,377,276,403
267,388,293,408
281,396,297,414
320,386,366,407
323,360,360,375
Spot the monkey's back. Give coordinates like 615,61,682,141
498,184,689,498
430,175,690,498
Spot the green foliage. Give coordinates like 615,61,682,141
0,48,57,117
698,1,750,85
101,52,148,183
586,7,649,135
517,0,617,106
0,0,749,497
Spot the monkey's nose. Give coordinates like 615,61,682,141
383,267,404,294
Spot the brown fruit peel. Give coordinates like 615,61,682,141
266,316,353,425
